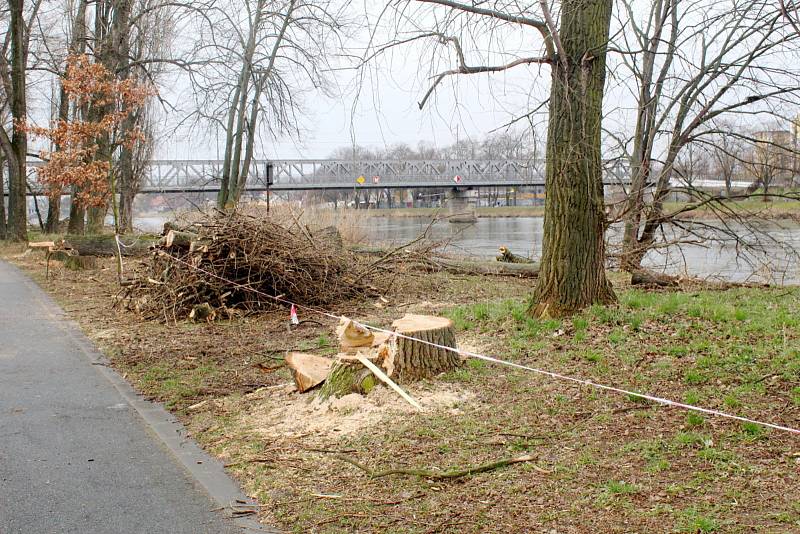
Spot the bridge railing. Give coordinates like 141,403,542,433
24,158,631,192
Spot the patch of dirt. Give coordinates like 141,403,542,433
242,382,474,440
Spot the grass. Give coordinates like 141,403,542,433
9,250,799,533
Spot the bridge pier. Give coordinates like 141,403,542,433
446,188,477,223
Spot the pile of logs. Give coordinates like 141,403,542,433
287,313,462,401
120,212,401,321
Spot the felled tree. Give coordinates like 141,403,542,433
27,54,153,231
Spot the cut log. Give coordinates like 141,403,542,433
336,317,374,351
162,221,187,235
496,246,534,264
409,259,539,278
631,269,679,288
383,314,461,381
64,234,157,257
164,230,199,250
286,352,334,393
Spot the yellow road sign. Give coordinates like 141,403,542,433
356,175,366,184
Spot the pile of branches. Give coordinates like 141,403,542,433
120,212,408,322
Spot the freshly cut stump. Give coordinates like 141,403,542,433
318,358,377,400
384,314,461,381
286,352,334,393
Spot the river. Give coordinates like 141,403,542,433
134,213,800,284
356,216,800,284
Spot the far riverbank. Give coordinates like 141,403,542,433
354,199,800,220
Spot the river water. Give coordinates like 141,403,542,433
355,216,800,284
135,213,800,284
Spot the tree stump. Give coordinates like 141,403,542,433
317,314,461,400
383,314,461,381
63,255,98,270
318,356,377,400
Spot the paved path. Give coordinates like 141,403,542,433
0,261,260,534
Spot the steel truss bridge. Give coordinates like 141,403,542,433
25,158,631,193
141,158,631,193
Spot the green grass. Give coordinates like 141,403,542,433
435,287,800,528
33,253,799,534
675,507,720,533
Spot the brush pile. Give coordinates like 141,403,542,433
120,212,402,321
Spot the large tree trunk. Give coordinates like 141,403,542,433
46,82,70,234
86,205,107,234
530,0,616,318
6,0,28,242
45,194,61,234
67,188,86,235
119,186,136,233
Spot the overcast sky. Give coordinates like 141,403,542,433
45,0,795,162
156,1,549,160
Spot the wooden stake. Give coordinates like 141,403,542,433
355,353,422,411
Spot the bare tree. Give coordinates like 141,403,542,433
744,127,795,200
707,124,746,198
186,0,346,209
614,0,800,270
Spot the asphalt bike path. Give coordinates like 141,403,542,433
0,261,272,534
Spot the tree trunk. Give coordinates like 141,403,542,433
0,153,7,239
67,188,86,235
45,194,61,234
46,78,70,234
530,0,616,317
86,205,107,234
6,0,28,242
119,187,136,233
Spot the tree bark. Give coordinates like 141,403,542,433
6,0,28,242
0,153,7,239
382,314,461,381
45,84,69,234
86,205,107,234
67,188,86,235
530,0,616,317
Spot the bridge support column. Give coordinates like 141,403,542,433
446,188,477,223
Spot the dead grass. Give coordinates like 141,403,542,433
7,248,799,533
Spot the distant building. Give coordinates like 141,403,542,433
751,129,796,188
